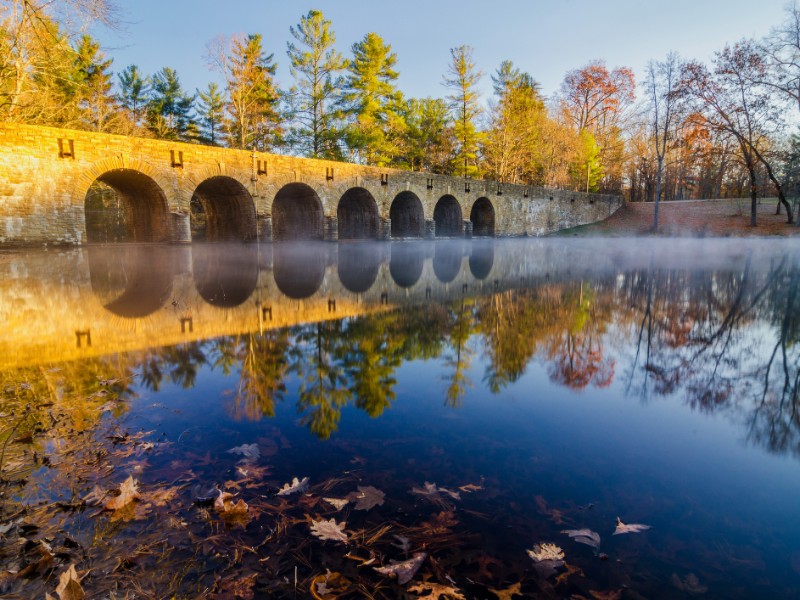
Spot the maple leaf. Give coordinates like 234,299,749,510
310,518,349,543
487,582,522,600
613,517,651,535
105,475,140,511
374,552,427,585
562,528,601,550
323,497,349,511
407,582,466,599
227,443,260,460
277,476,309,496
347,485,385,510
54,564,84,600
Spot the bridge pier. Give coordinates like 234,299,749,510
424,219,436,239
380,218,392,240
463,220,473,239
258,216,273,242
170,212,191,244
324,216,339,242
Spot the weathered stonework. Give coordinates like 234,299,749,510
0,122,624,245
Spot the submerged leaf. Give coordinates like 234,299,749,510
374,552,427,585
311,570,352,599
407,582,466,599
487,582,522,600
310,518,349,543
105,476,140,511
323,497,349,511
562,528,601,550
214,490,249,516
527,543,565,579
227,443,260,460
347,486,385,511
55,564,84,600
671,572,708,595
613,517,651,535
411,481,461,501
278,476,310,496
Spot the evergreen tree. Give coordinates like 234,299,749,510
400,97,455,173
344,32,404,166
285,10,347,159
117,64,150,130
443,45,484,177
146,67,196,141
196,82,225,145
73,34,116,131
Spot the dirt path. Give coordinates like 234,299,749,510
560,198,800,237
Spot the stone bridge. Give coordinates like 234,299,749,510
0,122,623,245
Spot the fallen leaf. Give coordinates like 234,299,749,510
458,483,483,493
408,582,466,599
142,486,180,508
562,528,601,550
278,476,309,496
613,517,651,535
487,582,522,600
589,590,622,600
374,552,427,585
392,535,412,553
554,562,584,586
105,476,140,511
412,482,461,501
217,572,258,600
311,570,352,599
227,443,260,460
323,497,349,511
347,486,385,511
214,490,249,516
527,543,565,579
310,518,349,543
671,572,708,595
55,564,84,600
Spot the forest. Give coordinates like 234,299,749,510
2,0,800,218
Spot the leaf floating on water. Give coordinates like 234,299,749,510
347,485,385,511
55,564,84,600
671,572,708,595
374,552,427,585
613,517,651,535
458,483,483,493
323,497,350,511
214,490,249,516
561,528,601,550
527,543,565,579
310,570,352,599
411,481,461,501
310,518,349,543
278,476,309,496
227,443,260,460
407,581,466,599
105,476,140,511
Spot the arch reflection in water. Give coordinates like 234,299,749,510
389,242,427,288
193,244,259,308
337,242,385,293
469,240,495,280
89,246,177,318
433,241,465,283
273,242,329,299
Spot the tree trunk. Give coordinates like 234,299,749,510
747,163,758,227
653,156,663,231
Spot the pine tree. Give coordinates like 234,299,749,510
443,45,484,177
146,67,196,141
73,34,116,131
117,64,150,130
344,32,404,166
285,10,347,159
196,82,225,145
400,97,455,173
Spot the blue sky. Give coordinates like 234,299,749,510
95,0,787,102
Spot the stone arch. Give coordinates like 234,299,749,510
193,244,259,307
469,241,494,280
83,168,170,243
338,242,383,293
390,242,425,288
337,187,380,240
470,197,495,237
272,183,325,241
390,191,424,238
88,246,174,318
434,195,463,238
433,242,463,283
190,176,257,242
273,242,327,299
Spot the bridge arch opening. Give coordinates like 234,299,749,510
338,242,383,293
390,192,424,238
469,241,495,280
273,242,328,299
390,242,425,288
471,197,495,237
84,169,169,243
272,183,324,241
338,188,380,240
434,195,462,238
190,177,257,242
433,242,463,283
193,244,259,308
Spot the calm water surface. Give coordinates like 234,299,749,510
1,239,799,599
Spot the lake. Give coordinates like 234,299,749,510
1,238,799,599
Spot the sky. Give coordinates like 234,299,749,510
94,0,788,103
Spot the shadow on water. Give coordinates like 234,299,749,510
336,242,385,293
272,241,329,299
192,243,259,308
88,245,178,318
433,240,465,283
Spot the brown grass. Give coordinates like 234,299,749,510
560,198,800,237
